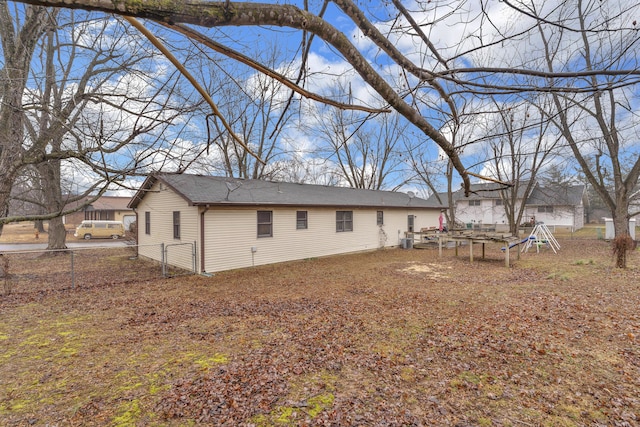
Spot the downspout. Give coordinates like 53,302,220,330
132,208,138,257
200,206,210,274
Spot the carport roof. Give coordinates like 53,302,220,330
128,173,442,209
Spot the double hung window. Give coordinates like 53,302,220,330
336,211,353,232
258,211,273,237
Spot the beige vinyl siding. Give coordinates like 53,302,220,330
381,209,439,245
136,182,199,272
202,206,439,273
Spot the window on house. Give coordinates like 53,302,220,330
145,211,151,235
296,211,308,229
173,211,180,239
377,211,384,226
257,211,273,237
336,211,353,232
538,205,554,213
469,200,481,206
495,199,503,206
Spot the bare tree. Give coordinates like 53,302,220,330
306,91,409,190
9,0,486,194
2,9,198,248
7,166,46,232
163,37,302,181
7,0,640,265
482,99,560,234
211,51,296,180
270,155,345,186
0,4,51,236
529,0,640,266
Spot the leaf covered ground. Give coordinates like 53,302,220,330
1,238,639,426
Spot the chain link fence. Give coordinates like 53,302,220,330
0,243,195,296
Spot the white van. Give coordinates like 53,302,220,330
74,220,126,240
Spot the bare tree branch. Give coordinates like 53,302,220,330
124,16,265,166
10,0,473,194
163,22,387,114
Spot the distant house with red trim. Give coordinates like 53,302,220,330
64,196,135,230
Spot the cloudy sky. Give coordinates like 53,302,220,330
20,0,639,197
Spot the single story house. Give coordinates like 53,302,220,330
449,181,586,231
64,196,136,230
128,173,444,274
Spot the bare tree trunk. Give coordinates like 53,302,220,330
34,220,45,233
0,183,11,237
446,160,455,230
0,5,50,229
37,149,67,249
36,21,67,251
613,210,630,237
47,216,67,249
612,194,632,267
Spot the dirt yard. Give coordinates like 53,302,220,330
1,230,639,426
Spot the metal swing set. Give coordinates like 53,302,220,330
522,223,561,253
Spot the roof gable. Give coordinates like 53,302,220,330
89,196,132,211
129,173,441,209
447,181,585,206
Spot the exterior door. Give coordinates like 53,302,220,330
407,215,414,233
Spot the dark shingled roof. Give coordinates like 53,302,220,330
447,181,585,206
450,181,533,200
526,184,585,206
64,195,133,211
128,173,442,209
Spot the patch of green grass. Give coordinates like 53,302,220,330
275,406,295,423
147,372,170,395
111,399,141,426
546,271,571,281
250,370,337,425
399,366,417,382
0,399,29,413
251,392,335,426
459,371,489,384
195,353,229,368
542,416,577,427
306,393,335,417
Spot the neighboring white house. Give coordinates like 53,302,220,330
447,182,587,231
128,173,445,274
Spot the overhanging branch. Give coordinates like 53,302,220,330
162,22,389,114
124,16,265,165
